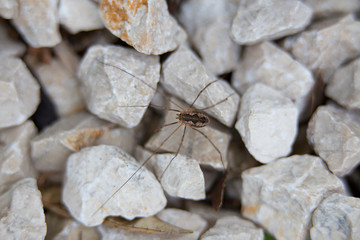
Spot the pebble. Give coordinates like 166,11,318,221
78,45,160,128
0,22,25,57
307,104,360,176
0,57,40,129
100,0,186,55
0,0,18,19
235,83,298,163
241,154,345,240
302,0,360,17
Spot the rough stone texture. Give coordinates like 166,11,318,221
232,41,314,116
200,216,264,240
31,111,113,172
0,121,37,194
178,0,239,75
100,0,187,55
310,193,360,240
96,126,136,155
136,148,205,200
231,0,313,45
290,15,360,81
0,178,46,239
241,155,345,240
11,0,61,47
235,84,298,163
59,0,104,34
326,58,360,109
0,57,40,129
0,0,18,19
63,145,166,226
78,45,160,128
302,0,360,17
0,22,25,57
307,104,360,176
35,59,85,117
161,46,240,127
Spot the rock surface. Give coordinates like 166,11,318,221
241,155,345,240
100,0,186,55
307,104,360,176
62,145,166,226
235,83,298,163
0,22,25,57
78,45,160,128
302,0,360,17
0,0,18,19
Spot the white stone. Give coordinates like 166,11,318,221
232,41,314,116
290,15,360,81
0,0,18,19
0,57,40,129
0,22,25,57
235,83,298,163
326,57,360,109
310,193,360,240
161,46,240,127
62,145,166,226
31,111,113,172
241,154,345,240
136,148,205,200
59,0,104,34
307,104,360,176
0,178,46,239
231,0,313,45
11,0,61,47
100,0,187,55
0,121,37,193
302,0,360,17
200,216,264,240
78,45,160,128
178,0,239,75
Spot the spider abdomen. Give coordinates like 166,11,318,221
177,110,210,128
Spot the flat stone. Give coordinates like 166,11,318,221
290,14,360,81
178,0,239,75
241,155,345,240
161,46,240,127
0,57,40,129
0,178,46,239
0,0,18,19
302,0,360,17
78,45,160,128
0,22,25,57
11,0,61,47
59,0,104,34
326,57,360,109
200,216,264,240
62,145,166,226
31,111,113,172
0,121,37,193
310,193,360,240
100,0,186,55
235,83,298,163
307,104,360,176
232,41,314,116
231,0,313,45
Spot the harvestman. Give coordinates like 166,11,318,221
92,60,234,217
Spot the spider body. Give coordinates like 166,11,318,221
176,109,210,128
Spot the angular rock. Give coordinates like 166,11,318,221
200,216,264,240
96,126,136,155
0,0,18,19
178,0,239,75
307,104,360,176
59,0,104,34
235,84,298,163
62,145,166,226
232,41,314,116
290,15,360,81
231,0,313,45
11,0,61,47
161,46,240,127
0,121,37,193
241,155,345,240
78,45,160,128
0,57,40,129
0,178,46,239
31,111,113,172
0,22,25,57
310,193,360,240
100,0,186,55
325,58,360,109
302,0,360,17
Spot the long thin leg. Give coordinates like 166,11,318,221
190,126,225,169
91,124,183,217
199,93,235,111
153,121,178,133
190,80,219,108
117,104,180,113
159,125,187,180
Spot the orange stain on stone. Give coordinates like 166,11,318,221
61,129,104,151
242,203,258,217
127,0,148,15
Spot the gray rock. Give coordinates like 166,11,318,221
0,22,25,57
0,0,18,19
302,0,360,17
